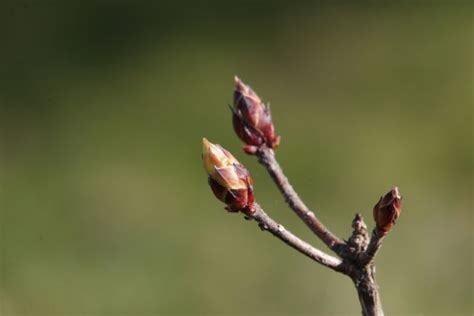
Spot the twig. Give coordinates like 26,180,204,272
359,229,387,266
352,265,384,316
249,203,347,274
203,77,403,316
256,146,346,254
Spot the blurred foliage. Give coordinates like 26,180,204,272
1,1,472,315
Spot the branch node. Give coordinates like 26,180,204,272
258,222,268,231
345,213,370,257
305,211,315,219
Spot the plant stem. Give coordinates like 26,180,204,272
256,146,346,254
249,203,347,273
352,265,384,316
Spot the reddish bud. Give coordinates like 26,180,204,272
202,138,255,214
232,76,280,154
373,187,402,235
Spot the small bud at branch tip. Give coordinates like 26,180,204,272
373,187,402,235
202,138,255,214
232,76,280,153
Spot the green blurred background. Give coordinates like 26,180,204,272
1,1,472,315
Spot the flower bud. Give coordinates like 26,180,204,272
232,76,280,154
373,187,402,235
202,138,255,213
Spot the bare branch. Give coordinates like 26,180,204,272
352,265,384,316
202,77,405,316
256,146,346,254
249,203,347,274
359,228,387,266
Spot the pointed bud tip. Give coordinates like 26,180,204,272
234,75,247,92
392,186,401,199
202,137,211,153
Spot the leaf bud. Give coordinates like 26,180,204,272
373,187,402,235
202,138,255,214
232,76,280,154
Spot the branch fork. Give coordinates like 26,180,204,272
202,77,403,316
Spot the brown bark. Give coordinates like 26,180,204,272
256,146,346,254
206,77,401,315
351,264,384,316
251,146,395,315
249,203,346,274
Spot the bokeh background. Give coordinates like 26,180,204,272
1,1,472,315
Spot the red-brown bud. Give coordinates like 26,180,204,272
202,138,255,214
373,187,402,235
232,76,280,154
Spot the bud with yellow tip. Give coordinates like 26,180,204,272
373,187,402,235
202,138,255,214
